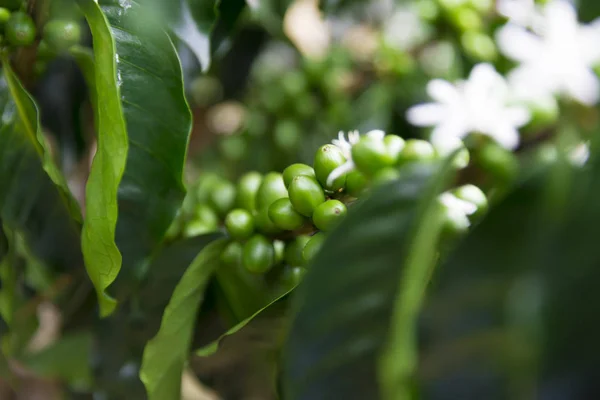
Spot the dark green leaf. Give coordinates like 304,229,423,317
0,63,83,274
172,0,218,71
140,238,227,400
283,162,453,400
78,0,193,315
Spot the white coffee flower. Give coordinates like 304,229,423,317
327,129,385,186
438,192,477,229
496,0,600,105
406,63,530,150
497,0,540,28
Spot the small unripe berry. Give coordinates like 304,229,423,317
279,265,307,288
346,170,368,197
268,198,306,231
312,200,347,231
0,8,10,25
284,235,311,267
283,163,315,188
184,220,218,237
208,180,237,217
314,144,347,191
243,234,275,274
220,241,243,267
352,136,395,176
225,209,255,240
255,207,283,235
384,135,405,162
236,171,262,211
43,20,81,52
452,184,488,219
302,232,326,263
196,173,222,203
397,139,436,165
439,200,470,239
194,203,219,227
5,12,35,47
374,167,401,185
476,142,518,183
256,172,288,210
274,240,286,264
288,175,326,217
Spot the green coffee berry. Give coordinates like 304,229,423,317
302,232,326,263
439,201,470,238
284,235,311,267
312,200,347,231
184,220,218,237
224,209,255,240
279,265,307,288
477,142,518,183
43,20,81,52
5,12,36,47
0,8,10,25
352,135,395,176
289,175,326,217
274,120,301,151
268,198,306,231
243,234,275,274
283,163,315,188
194,203,219,227
346,170,368,197
453,184,487,216
208,180,237,217
523,96,559,134
256,172,288,210
397,139,436,165
219,135,246,161
274,240,286,264
196,173,222,203
236,171,262,211
373,167,401,185
314,144,347,191
255,207,283,235
220,241,243,267
384,135,405,162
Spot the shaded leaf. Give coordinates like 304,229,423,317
283,162,453,400
79,0,193,315
140,238,227,400
0,63,83,274
172,0,218,71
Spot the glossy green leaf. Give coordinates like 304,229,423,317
283,162,453,400
20,332,93,389
140,238,227,400
172,0,218,71
196,285,295,357
78,0,193,315
0,63,83,274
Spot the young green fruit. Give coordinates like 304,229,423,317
256,172,288,210
312,200,347,231
302,232,326,263
284,235,311,267
208,180,237,216
397,139,436,165
283,163,315,188
476,141,518,183
314,144,347,191
220,241,243,267
268,198,306,231
352,135,395,176
373,167,401,185
243,235,275,274
184,220,218,237
5,12,35,46
279,266,307,288
452,184,488,219
384,135,405,162
346,170,368,197
43,20,81,51
194,203,219,227
254,207,283,235
225,209,255,240
236,171,262,211
274,240,286,264
0,8,10,25
288,175,326,217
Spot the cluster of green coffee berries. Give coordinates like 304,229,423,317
172,130,488,284
0,3,80,51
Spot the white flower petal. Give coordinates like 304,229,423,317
563,67,600,106
496,24,543,63
430,118,469,147
366,129,386,141
489,124,521,150
580,18,600,64
326,161,354,187
406,103,447,127
439,192,478,216
465,63,504,105
433,135,464,156
504,106,531,127
426,79,460,104
543,0,578,39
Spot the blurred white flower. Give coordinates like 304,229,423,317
569,142,590,167
406,63,530,150
283,0,331,60
383,7,431,51
497,0,600,105
497,0,540,28
438,192,477,229
327,130,385,186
